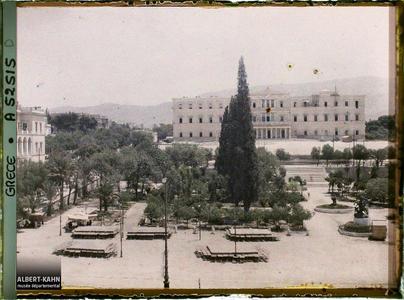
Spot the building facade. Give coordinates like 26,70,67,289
17,105,48,162
172,89,365,142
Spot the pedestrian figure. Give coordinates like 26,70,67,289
211,225,215,235
308,192,310,198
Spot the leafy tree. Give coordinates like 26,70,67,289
342,148,353,163
257,148,280,206
206,171,228,203
166,144,209,169
341,176,354,197
49,112,80,132
172,196,196,225
95,182,114,211
144,194,164,223
78,115,98,132
47,150,74,210
311,147,321,165
49,112,98,133
325,170,344,194
200,205,223,225
153,123,173,141
321,144,334,166
152,148,172,178
333,150,343,165
289,175,306,195
369,148,387,169
91,150,121,210
269,205,289,230
216,57,258,212
352,144,369,181
74,134,101,200
165,167,183,201
365,178,389,204
286,181,300,193
43,180,57,216
275,148,291,161
288,203,312,227
386,145,396,159
365,115,395,141
17,161,48,213
46,131,83,154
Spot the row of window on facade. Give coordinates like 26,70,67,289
251,99,360,109
178,103,224,110
178,99,361,110
18,121,45,134
298,129,361,137
178,116,223,124
293,113,360,122
251,99,283,109
179,132,214,138
253,114,283,122
179,112,360,124
17,137,43,156
296,100,360,108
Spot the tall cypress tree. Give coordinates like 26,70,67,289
216,57,258,212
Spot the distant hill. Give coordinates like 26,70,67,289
51,76,391,127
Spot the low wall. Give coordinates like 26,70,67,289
314,206,353,214
338,225,371,238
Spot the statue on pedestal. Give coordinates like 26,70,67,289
354,195,369,225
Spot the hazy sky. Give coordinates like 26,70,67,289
17,6,393,108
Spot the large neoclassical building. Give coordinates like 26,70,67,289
172,88,365,142
17,104,49,162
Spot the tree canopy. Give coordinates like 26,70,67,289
216,57,258,212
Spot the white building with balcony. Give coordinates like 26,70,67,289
172,88,365,142
17,104,48,162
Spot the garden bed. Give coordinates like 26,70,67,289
338,221,372,237
314,204,353,214
289,225,307,232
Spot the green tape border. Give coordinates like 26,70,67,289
2,1,17,299
0,2,401,299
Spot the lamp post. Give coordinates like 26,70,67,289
162,178,170,288
59,209,62,236
233,206,237,255
112,192,123,258
198,204,201,241
120,201,123,258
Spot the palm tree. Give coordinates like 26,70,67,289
47,150,74,210
43,180,57,216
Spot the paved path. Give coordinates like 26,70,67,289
124,202,147,231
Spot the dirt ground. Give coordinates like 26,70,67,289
17,185,397,289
